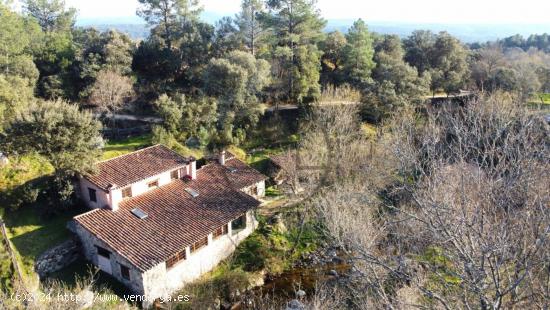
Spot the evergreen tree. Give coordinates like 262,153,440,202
364,35,430,122
403,30,436,75
261,0,326,104
137,0,202,50
135,0,212,95
0,99,103,208
23,0,76,33
203,51,270,141
342,19,375,89
235,0,266,56
429,32,470,95
0,3,41,128
23,0,78,99
319,31,347,86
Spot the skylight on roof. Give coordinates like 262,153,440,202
226,166,237,173
185,188,199,198
131,208,148,219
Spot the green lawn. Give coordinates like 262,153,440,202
102,135,153,160
0,153,54,191
3,205,86,284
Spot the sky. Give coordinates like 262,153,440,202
14,0,550,24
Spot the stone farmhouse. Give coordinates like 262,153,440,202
70,145,266,306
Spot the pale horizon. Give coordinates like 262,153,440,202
10,0,550,25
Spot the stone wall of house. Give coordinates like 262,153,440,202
79,178,111,210
242,180,266,198
142,210,259,304
74,222,145,294
35,239,80,278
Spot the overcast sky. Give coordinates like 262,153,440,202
17,0,550,24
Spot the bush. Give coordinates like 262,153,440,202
152,126,203,158
1,182,41,211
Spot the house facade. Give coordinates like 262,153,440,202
71,146,266,307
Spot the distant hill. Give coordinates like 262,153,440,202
76,14,550,43
327,20,550,43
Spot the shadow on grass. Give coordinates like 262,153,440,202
4,203,88,276
250,158,271,175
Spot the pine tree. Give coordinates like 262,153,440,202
262,0,326,104
235,0,265,56
342,19,375,89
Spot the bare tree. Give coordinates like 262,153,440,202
90,70,134,120
391,92,550,309
304,92,550,309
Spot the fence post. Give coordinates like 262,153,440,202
0,218,27,294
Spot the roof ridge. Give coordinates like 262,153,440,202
195,156,237,172
97,144,163,164
73,207,102,219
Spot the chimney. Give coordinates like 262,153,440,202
107,184,120,211
218,150,226,166
190,160,197,180
184,158,197,180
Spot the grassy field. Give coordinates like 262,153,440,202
102,135,152,160
0,153,53,191
4,206,86,284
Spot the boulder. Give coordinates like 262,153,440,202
77,289,94,309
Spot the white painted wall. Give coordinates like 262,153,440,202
79,178,110,209
79,164,194,211
242,180,266,198
141,210,258,303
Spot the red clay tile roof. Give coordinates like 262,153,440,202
213,156,268,189
87,145,192,190
74,159,266,271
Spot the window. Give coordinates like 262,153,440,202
190,237,208,253
96,246,111,258
213,224,229,239
147,180,159,189
166,249,186,269
120,264,130,280
88,188,97,203
122,186,132,199
171,170,179,180
231,215,247,235
185,188,199,198
251,186,258,196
